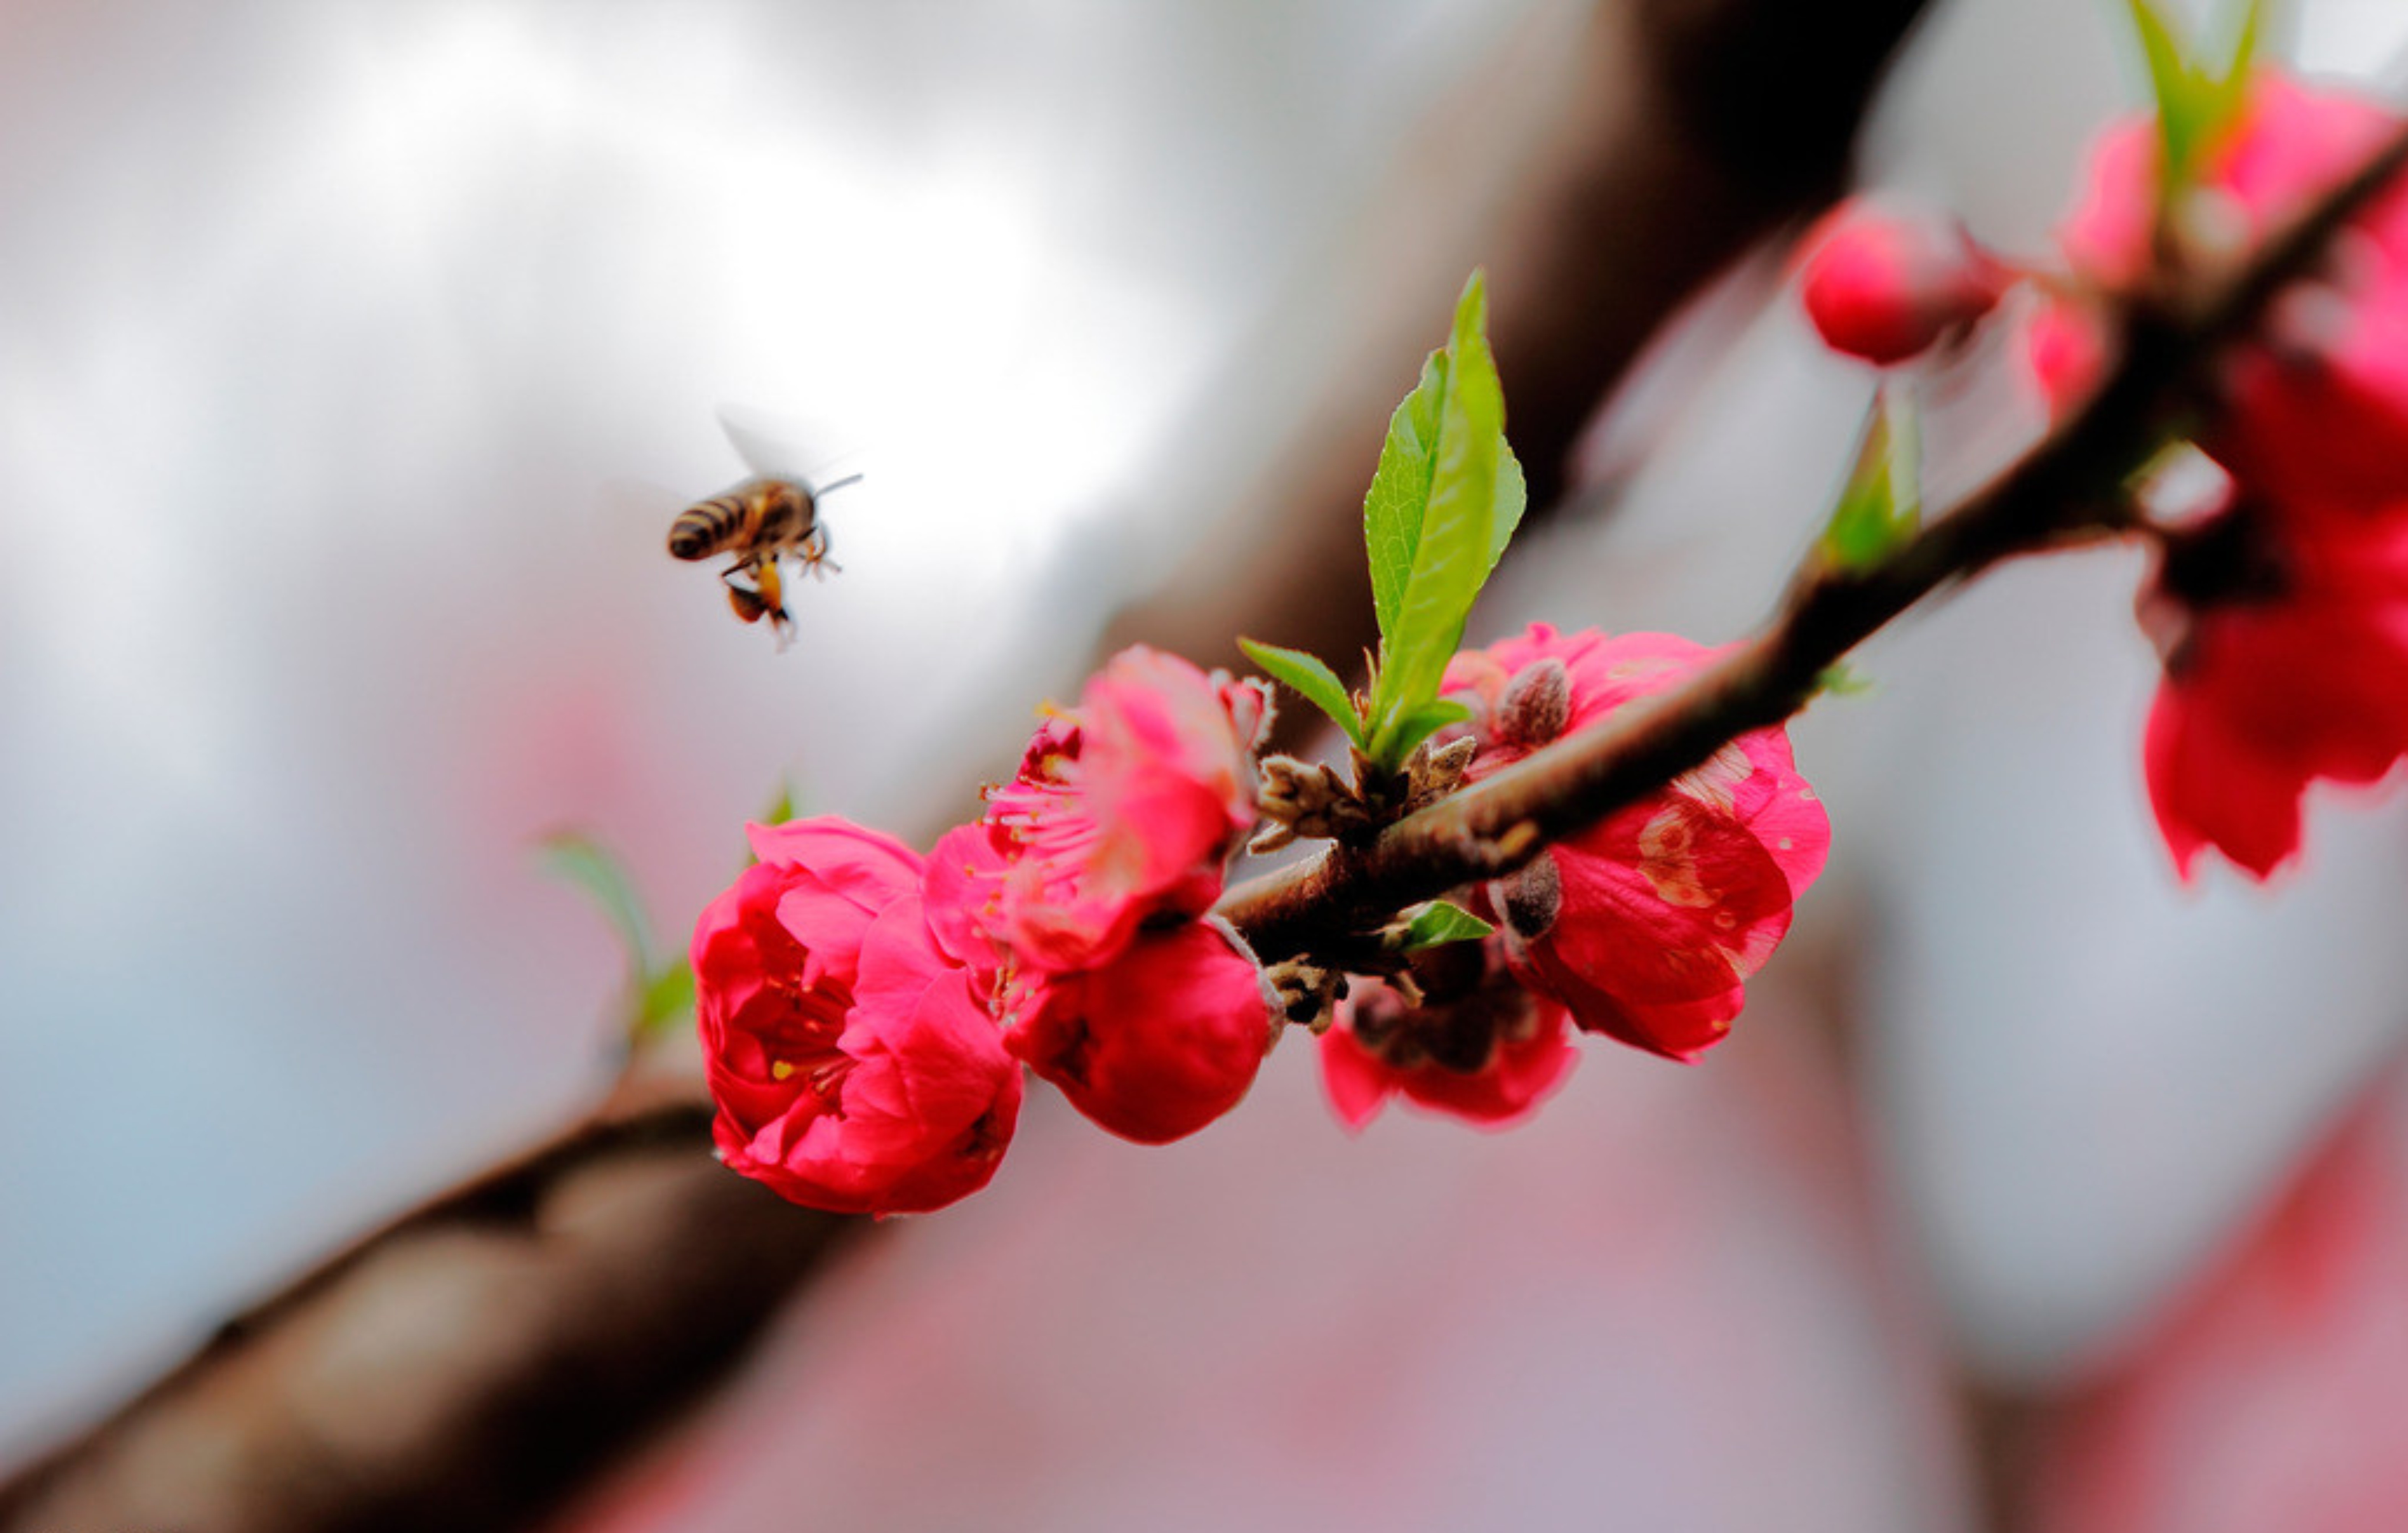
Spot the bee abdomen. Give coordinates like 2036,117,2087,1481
667,497,744,561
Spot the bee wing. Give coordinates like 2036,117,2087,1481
716,402,872,496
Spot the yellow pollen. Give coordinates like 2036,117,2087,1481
770,1059,796,1082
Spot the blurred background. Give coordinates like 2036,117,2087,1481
8,0,2408,1528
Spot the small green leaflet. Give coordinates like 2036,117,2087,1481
1361,271,1526,767
538,830,694,1044
1380,699,1473,764
1816,660,1875,697
539,831,658,979
1390,899,1497,951
2126,0,2265,198
1820,384,1921,570
1239,638,1367,748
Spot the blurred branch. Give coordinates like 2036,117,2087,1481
0,1075,858,1533
1102,0,1935,728
1219,113,2408,962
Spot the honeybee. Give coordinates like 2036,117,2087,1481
667,408,863,644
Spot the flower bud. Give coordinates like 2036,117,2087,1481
1007,918,1274,1144
1797,199,2011,366
1495,657,1571,751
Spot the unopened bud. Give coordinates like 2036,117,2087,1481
1256,754,1373,844
1496,658,1570,751
1492,850,1561,943
1406,733,1479,810
1797,198,2011,367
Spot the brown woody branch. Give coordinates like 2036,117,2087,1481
0,1080,860,1533
1219,113,2408,962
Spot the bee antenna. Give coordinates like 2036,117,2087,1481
813,473,865,498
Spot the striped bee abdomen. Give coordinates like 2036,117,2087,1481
667,493,749,561
666,479,813,562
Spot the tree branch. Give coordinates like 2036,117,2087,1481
0,1081,857,1533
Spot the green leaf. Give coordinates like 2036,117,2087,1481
2126,0,2265,197
758,775,799,829
1390,899,1497,952
1816,661,1875,697
1819,386,1921,570
1239,637,1366,747
1487,448,1528,574
1364,271,1522,766
634,959,697,1038
538,831,657,979
2128,0,2206,182
1363,354,1447,641
1380,699,1473,764
2203,0,2266,138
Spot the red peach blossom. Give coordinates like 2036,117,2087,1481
1443,625,1830,1061
2059,72,2408,514
1318,961,1577,1131
694,821,1021,1216
1796,198,2010,366
2142,508,2408,879
978,646,1269,971
1005,918,1273,1144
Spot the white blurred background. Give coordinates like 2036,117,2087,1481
10,1,2408,1527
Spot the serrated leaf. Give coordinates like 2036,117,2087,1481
538,831,657,979
1365,272,1517,765
1239,637,1366,747
1820,386,1921,570
1381,699,1473,764
635,960,697,1038
1364,354,1447,641
1390,899,1497,952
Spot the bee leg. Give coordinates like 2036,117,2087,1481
756,556,796,650
720,562,769,623
801,524,841,579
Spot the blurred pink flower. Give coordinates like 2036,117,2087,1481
2141,508,2408,879
2039,1067,2408,1533
2060,72,2408,515
977,645,1269,971
1445,626,1830,1061
694,819,1021,1215
1318,958,1577,1130
1795,197,2009,366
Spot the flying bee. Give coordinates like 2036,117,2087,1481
667,407,864,645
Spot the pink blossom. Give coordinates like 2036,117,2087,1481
1318,959,1577,1131
1444,626,1830,1061
1795,198,2010,366
1004,918,1274,1144
693,819,1021,1216
2142,507,2408,879
976,646,1269,971
2059,72,2408,515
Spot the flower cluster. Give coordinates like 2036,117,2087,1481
1317,626,1830,1128
692,647,1278,1216
1795,69,2408,881
694,628,1832,1208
